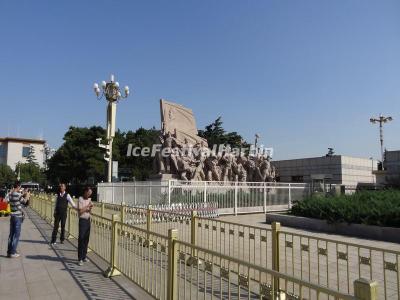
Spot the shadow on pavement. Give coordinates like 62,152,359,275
26,208,135,300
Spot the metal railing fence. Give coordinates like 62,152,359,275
173,239,366,300
90,197,399,300
97,180,310,215
31,194,380,300
102,199,400,299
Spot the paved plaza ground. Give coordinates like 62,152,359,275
6,204,399,299
0,208,152,300
219,213,400,252
219,213,400,299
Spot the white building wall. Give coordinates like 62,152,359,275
340,156,376,187
273,155,376,187
4,140,45,170
5,142,22,169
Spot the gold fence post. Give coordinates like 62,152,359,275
147,205,152,232
144,205,153,247
43,195,47,219
101,202,105,218
104,214,121,278
67,207,73,239
190,210,197,247
190,210,198,260
45,196,49,221
167,229,179,300
49,195,53,221
50,196,54,224
271,222,281,296
40,196,43,216
147,205,152,235
120,202,125,223
47,195,51,221
354,279,378,300
187,210,200,266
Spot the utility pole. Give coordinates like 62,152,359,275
93,74,130,182
370,114,393,165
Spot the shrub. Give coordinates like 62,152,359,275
290,190,400,227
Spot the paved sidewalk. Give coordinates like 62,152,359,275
219,213,400,251
0,208,152,300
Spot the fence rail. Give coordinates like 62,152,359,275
31,193,381,300
97,180,310,215
92,197,399,300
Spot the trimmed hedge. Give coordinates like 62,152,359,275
290,190,400,227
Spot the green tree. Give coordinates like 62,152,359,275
47,126,106,184
26,145,38,165
198,116,249,149
46,126,161,184
115,127,159,180
0,164,16,187
18,162,46,185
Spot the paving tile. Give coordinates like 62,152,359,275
27,280,58,297
30,293,62,300
0,278,28,293
0,289,30,300
1,208,147,300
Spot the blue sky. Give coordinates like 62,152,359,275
0,0,399,160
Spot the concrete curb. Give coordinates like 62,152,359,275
265,213,400,243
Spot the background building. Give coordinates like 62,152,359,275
382,150,400,186
272,155,377,188
0,137,46,170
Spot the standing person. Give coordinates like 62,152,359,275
51,183,76,245
6,181,25,258
22,189,31,207
77,187,93,266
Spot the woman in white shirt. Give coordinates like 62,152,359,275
77,187,94,266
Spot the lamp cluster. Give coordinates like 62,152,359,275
93,74,130,102
370,115,393,124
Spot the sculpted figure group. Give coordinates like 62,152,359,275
154,131,277,183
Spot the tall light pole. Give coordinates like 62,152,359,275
93,74,130,182
16,162,21,181
370,114,393,164
254,133,260,149
252,133,260,157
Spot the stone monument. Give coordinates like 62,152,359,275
153,99,277,182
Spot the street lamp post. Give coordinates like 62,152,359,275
93,74,130,182
370,114,393,165
254,133,260,155
16,162,21,181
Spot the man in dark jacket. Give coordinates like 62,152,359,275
51,183,76,245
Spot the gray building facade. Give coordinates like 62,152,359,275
272,155,377,188
384,150,400,186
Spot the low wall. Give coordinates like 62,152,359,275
265,213,400,243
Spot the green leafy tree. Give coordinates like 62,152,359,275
18,162,46,185
115,127,159,180
26,145,38,165
47,119,250,184
46,126,161,184
0,164,16,187
47,126,106,184
198,116,249,149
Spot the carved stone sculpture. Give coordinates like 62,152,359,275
153,99,277,182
